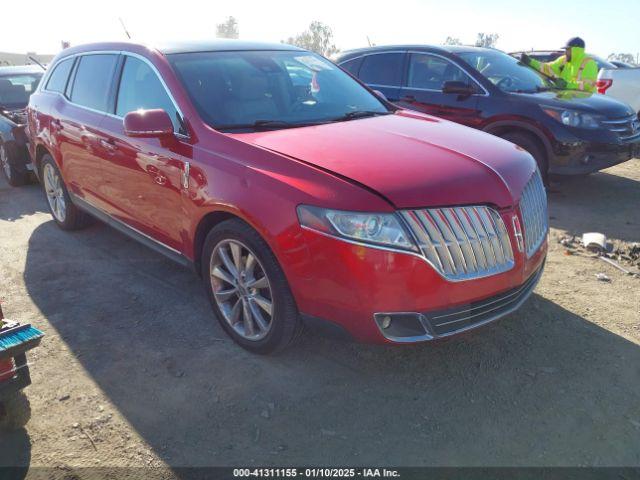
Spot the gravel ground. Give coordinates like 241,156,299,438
0,160,639,478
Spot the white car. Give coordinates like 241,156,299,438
511,51,640,116
598,67,640,116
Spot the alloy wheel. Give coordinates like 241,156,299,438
43,163,67,222
210,239,274,341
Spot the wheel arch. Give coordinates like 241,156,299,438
483,121,552,166
34,144,52,177
192,210,250,275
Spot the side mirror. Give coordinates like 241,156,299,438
442,81,476,96
372,89,387,101
123,109,174,138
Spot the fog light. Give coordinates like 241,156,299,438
373,312,431,341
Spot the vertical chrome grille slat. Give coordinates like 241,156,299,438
437,209,469,274
400,205,514,281
519,169,548,258
405,211,445,273
473,207,498,268
450,208,478,274
458,208,489,271
419,210,455,275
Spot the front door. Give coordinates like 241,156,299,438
397,53,483,128
97,55,191,252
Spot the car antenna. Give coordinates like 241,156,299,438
119,17,132,40
28,56,46,71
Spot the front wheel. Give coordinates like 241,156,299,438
0,392,31,431
500,132,548,182
0,142,29,187
201,219,302,354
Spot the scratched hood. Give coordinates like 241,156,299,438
235,112,537,209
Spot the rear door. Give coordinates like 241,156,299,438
356,52,406,102
97,54,191,251
397,52,483,127
58,53,119,206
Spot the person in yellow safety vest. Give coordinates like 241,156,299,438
520,37,598,93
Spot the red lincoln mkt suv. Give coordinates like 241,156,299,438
27,40,548,353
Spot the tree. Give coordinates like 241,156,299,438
284,21,339,57
475,33,499,48
444,37,462,46
607,52,637,65
216,16,239,39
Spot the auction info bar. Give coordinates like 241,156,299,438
6,467,640,479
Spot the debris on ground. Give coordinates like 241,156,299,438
599,256,637,276
607,242,640,269
595,273,611,282
558,235,639,277
582,232,608,253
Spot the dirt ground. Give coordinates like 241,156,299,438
0,160,639,477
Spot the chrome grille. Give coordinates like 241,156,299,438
519,169,548,258
601,114,640,142
400,206,514,281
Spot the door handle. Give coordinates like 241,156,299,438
99,138,118,152
181,161,190,190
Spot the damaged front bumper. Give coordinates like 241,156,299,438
549,138,640,175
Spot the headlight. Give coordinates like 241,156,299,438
542,107,602,129
297,205,418,252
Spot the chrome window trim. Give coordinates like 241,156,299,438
406,51,490,96
339,50,490,96
38,50,190,139
367,82,401,89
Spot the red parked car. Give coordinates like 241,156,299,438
28,40,548,353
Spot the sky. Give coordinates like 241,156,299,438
1,0,638,58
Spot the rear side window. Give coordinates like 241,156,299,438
359,53,403,86
340,57,363,75
70,54,118,111
116,56,181,132
45,58,74,93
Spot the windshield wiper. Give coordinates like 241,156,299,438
330,110,392,122
215,119,318,131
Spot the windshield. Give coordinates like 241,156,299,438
0,73,42,109
458,51,556,93
168,50,389,131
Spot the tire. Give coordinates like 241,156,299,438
0,141,29,187
0,392,31,431
40,154,92,230
500,132,548,182
201,219,302,354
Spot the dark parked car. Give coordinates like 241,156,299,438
0,65,43,186
335,46,640,177
28,40,547,353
